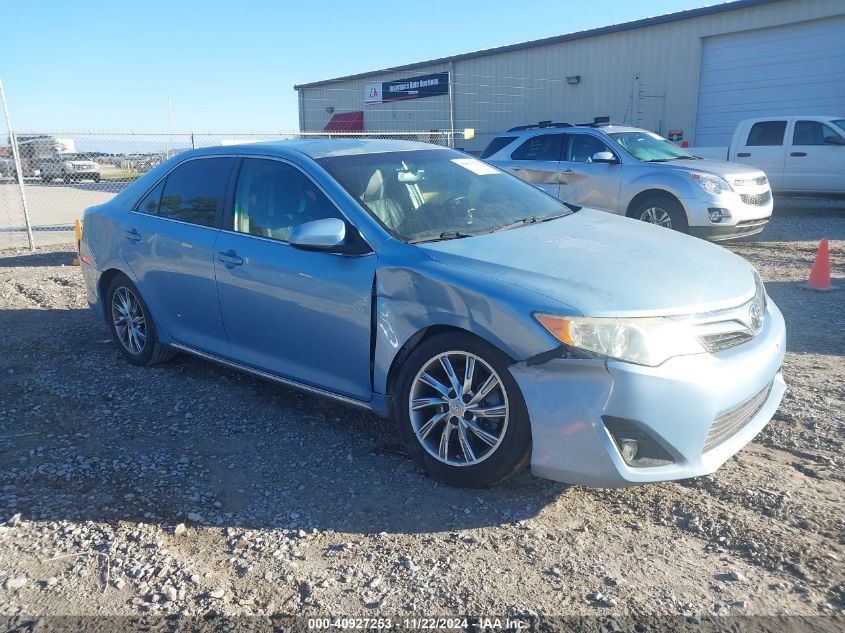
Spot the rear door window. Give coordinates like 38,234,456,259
136,180,165,215
510,134,564,161
745,121,786,146
153,158,234,227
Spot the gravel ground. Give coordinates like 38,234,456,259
0,206,843,624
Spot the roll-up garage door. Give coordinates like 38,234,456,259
694,16,845,146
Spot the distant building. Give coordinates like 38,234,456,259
295,0,845,152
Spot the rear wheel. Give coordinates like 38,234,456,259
629,195,689,233
394,333,531,487
106,274,174,366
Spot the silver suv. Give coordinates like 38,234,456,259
36,154,101,183
482,123,773,241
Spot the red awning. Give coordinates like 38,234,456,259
323,111,364,132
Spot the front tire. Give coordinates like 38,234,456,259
394,333,531,487
93,174,101,183
106,274,174,366
629,195,689,233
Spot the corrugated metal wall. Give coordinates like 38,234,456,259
298,0,845,152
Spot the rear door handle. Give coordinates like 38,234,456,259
124,229,141,243
737,152,751,158
216,250,244,266
561,168,574,174
790,152,807,157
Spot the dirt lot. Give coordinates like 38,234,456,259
0,205,843,625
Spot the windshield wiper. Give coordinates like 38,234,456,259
490,211,571,233
408,231,474,244
646,156,695,162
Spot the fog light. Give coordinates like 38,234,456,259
603,416,675,468
707,208,730,223
620,439,639,462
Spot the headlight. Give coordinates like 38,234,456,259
535,313,705,367
690,172,732,195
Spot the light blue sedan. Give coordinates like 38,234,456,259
80,140,786,487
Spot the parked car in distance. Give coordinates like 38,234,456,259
482,123,773,241
80,140,786,487
0,157,12,178
690,116,845,194
37,154,102,183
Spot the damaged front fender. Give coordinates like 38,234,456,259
371,240,578,398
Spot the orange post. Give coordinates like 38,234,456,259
72,219,82,266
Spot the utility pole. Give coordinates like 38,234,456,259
166,96,173,159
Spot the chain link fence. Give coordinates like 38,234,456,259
0,130,465,250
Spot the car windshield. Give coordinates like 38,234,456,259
833,119,845,134
317,149,572,243
608,131,695,162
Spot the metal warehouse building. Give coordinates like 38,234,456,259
295,0,845,153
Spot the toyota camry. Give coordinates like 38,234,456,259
80,140,786,487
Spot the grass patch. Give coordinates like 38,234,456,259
99,170,143,182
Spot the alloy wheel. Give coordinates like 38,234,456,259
408,351,509,466
639,206,673,228
111,286,147,355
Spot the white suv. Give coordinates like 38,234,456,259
37,154,101,183
482,123,773,241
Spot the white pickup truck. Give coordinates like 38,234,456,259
691,116,845,194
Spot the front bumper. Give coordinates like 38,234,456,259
510,300,786,487
65,171,100,178
680,186,773,241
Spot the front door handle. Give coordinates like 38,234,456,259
790,152,807,157
216,250,244,266
737,152,751,158
124,228,141,243
557,168,574,184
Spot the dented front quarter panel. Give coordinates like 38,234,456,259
371,239,578,398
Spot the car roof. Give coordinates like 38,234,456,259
190,138,444,160
503,124,643,137
739,115,844,124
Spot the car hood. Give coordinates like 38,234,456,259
417,209,756,317
663,158,765,180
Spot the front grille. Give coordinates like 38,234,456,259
740,190,772,206
703,381,773,453
699,330,753,353
734,175,768,187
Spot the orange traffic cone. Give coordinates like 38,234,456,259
805,239,838,291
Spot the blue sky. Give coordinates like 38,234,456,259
2,0,730,133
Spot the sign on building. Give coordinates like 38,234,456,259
364,72,449,104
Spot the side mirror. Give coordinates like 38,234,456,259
592,151,618,164
823,135,845,146
289,218,346,251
